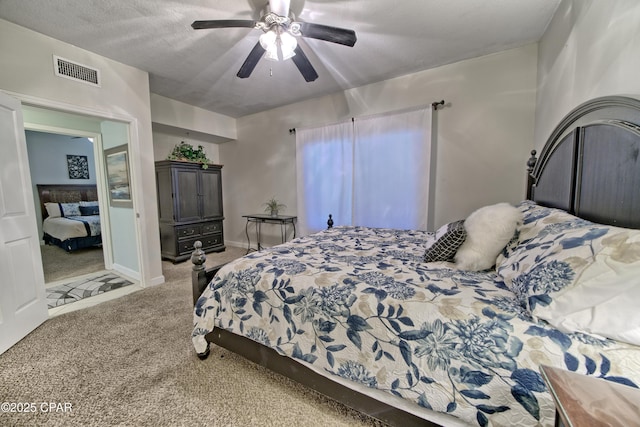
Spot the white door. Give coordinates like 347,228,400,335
0,92,48,355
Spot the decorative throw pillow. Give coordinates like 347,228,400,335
59,202,81,217
44,202,62,218
79,200,99,207
423,220,466,262
79,205,100,215
497,201,640,346
454,202,522,271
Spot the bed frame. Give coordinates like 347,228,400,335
37,184,102,251
190,96,640,426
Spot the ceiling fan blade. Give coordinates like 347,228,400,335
192,20,257,30
297,22,357,47
237,42,266,78
269,0,290,17
291,46,318,82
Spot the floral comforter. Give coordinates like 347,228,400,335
192,226,640,426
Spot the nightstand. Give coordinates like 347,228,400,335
540,365,640,427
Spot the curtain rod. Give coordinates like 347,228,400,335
289,100,445,134
432,100,445,110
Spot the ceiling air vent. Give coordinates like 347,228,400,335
53,55,101,87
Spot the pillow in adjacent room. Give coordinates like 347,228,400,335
79,205,100,215
454,202,522,271
423,220,466,262
59,202,81,217
44,202,62,218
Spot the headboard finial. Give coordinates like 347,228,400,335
527,150,537,173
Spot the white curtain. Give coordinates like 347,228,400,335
353,108,431,230
296,121,353,235
296,107,432,235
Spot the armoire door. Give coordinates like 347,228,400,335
174,168,200,222
200,168,223,220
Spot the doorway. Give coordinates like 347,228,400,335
21,104,142,315
1,91,147,355
24,129,107,284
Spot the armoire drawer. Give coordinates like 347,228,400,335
176,224,200,240
178,237,201,255
178,234,223,255
201,221,222,235
200,233,223,249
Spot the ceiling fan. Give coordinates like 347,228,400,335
191,0,357,82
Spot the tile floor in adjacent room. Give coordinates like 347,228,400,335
46,270,142,317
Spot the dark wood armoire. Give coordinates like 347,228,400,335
155,160,225,262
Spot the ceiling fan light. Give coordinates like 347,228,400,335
264,44,279,61
259,30,279,61
280,31,297,60
259,30,277,50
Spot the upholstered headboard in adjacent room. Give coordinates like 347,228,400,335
37,184,99,220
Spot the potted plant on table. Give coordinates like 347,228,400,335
264,197,286,217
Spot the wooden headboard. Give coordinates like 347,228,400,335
528,96,640,229
37,184,99,219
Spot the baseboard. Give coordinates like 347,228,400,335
225,240,280,251
148,274,165,287
112,263,141,282
225,239,255,251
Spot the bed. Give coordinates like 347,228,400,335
190,96,640,426
37,184,102,252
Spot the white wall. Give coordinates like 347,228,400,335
150,93,236,142
101,120,140,277
0,18,163,286
220,45,538,247
150,93,236,185
535,0,640,148
152,131,221,164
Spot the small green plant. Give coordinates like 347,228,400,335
263,197,286,216
167,141,211,169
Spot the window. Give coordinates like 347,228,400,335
296,108,432,235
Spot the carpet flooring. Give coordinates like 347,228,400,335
41,245,105,283
0,246,383,427
46,272,135,308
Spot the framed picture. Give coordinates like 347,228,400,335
67,154,90,179
104,145,133,208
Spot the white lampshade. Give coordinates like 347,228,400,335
279,31,297,60
259,28,297,61
259,30,279,61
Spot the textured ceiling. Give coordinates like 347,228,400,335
0,0,560,118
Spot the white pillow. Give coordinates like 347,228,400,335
44,202,62,218
455,202,522,271
541,257,640,345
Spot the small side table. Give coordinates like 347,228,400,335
540,365,640,427
243,214,297,253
